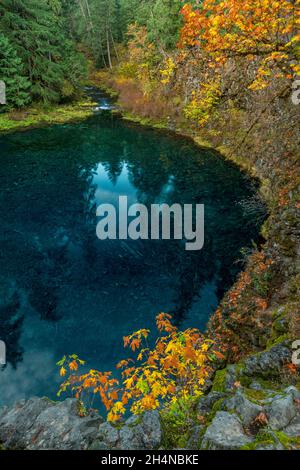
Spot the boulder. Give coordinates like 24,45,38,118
197,391,225,415
224,389,263,426
267,393,297,430
93,410,162,450
201,411,253,450
186,425,205,450
243,344,291,378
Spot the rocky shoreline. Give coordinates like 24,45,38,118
0,343,299,450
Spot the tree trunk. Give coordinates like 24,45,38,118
110,31,119,64
106,25,112,69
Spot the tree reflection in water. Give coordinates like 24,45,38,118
0,113,262,403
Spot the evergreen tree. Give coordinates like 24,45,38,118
146,0,183,50
0,0,86,103
0,33,30,110
120,0,183,50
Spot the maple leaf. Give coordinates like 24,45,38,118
69,360,78,371
254,412,269,426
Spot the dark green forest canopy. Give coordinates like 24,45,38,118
0,0,88,107
0,0,186,108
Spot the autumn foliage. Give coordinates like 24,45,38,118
179,0,300,88
208,251,275,360
57,314,223,422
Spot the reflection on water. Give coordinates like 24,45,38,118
0,112,261,405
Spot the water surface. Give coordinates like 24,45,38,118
0,108,260,404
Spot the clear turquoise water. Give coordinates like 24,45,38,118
0,110,261,405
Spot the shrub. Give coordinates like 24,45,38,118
57,313,223,422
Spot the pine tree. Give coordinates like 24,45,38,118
0,0,86,103
0,33,30,110
146,0,183,50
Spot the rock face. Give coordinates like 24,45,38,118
0,398,103,450
266,394,297,430
0,398,162,451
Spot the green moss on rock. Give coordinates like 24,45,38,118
266,334,289,350
244,388,271,402
273,431,300,450
211,369,227,393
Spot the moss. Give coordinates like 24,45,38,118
0,100,94,134
244,388,270,402
236,364,252,387
211,369,227,393
240,440,274,450
121,111,168,130
240,430,277,450
206,398,226,425
252,377,279,390
266,334,289,350
160,412,191,449
273,431,300,450
260,220,269,240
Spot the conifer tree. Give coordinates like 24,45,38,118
0,33,30,110
0,0,86,103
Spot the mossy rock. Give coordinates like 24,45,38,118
160,402,198,449
240,439,275,450
244,387,273,403
206,397,226,425
266,334,289,350
211,369,227,393
273,431,300,450
251,377,279,391
240,430,277,450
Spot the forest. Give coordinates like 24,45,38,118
0,0,299,111
0,0,183,108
